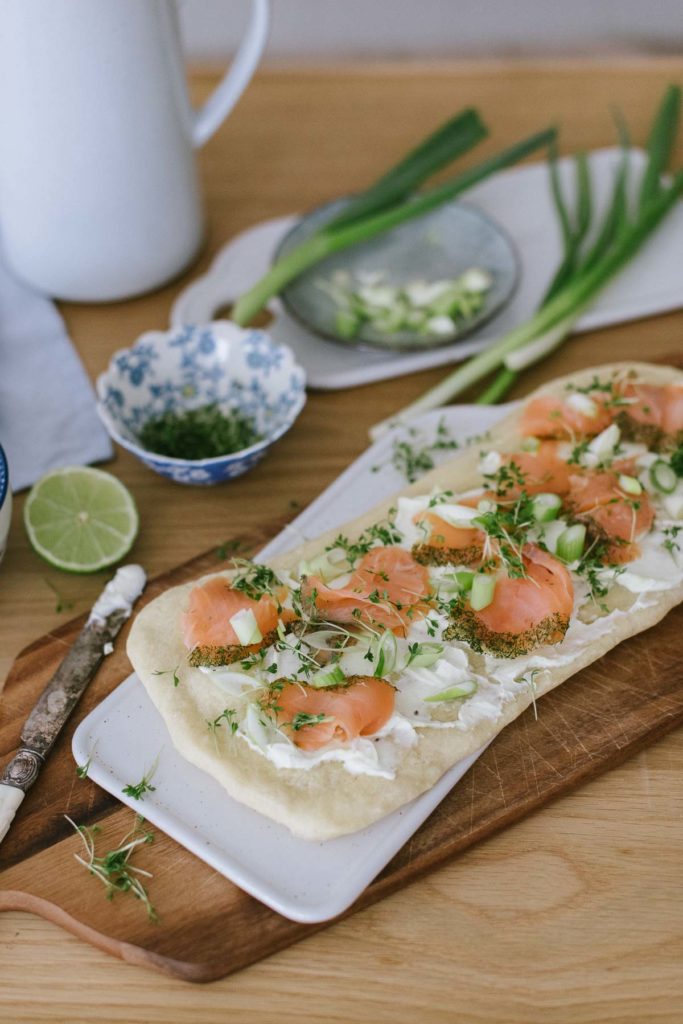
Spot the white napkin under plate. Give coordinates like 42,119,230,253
0,256,112,492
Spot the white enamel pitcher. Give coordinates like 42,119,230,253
0,0,270,302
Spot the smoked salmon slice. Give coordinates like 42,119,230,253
617,382,683,445
567,470,655,562
412,506,484,565
519,395,613,440
500,442,574,496
302,546,430,635
274,675,395,751
445,544,573,657
182,575,282,666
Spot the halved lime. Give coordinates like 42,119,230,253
24,467,139,573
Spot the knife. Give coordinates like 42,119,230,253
0,563,146,845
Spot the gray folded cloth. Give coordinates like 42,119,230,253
0,257,112,492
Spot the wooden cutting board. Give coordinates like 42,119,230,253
1,519,682,983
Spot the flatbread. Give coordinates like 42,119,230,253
127,362,683,840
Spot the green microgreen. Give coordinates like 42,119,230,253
137,403,261,460
283,712,331,733
662,525,682,558
152,665,180,687
326,512,402,566
76,754,93,780
207,708,239,736
122,760,158,801
230,560,281,603
65,813,158,922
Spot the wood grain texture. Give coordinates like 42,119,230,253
1,58,682,1021
2,522,682,983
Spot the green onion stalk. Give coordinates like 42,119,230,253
231,126,556,327
369,84,682,439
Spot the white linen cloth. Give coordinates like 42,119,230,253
0,257,112,492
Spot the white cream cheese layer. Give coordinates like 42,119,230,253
239,706,418,778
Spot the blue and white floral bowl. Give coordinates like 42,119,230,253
96,322,306,485
0,444,11,565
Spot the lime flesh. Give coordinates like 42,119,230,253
24,466,139,573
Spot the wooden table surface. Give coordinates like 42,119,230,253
1,59,682,1023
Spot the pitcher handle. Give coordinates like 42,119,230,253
191,0,270,149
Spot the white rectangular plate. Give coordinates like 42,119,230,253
73,404,507,923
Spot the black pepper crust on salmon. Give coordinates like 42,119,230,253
614,410,683,452
188,628,279,668
444,607,570,658
411,542,483,567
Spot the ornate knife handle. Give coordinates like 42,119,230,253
0,747,44,844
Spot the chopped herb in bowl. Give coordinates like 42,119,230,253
136,404,262,461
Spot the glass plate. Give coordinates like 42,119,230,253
275,198,520,352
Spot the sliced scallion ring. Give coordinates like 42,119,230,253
520,436,541,452
531,492,562,523
470,574,496,611
424,680,478,702
556,523,587,562
373,630,398,677
649,460,677,494
407,642,444,668
310,664,347,689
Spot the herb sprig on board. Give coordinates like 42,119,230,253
66,813,158,922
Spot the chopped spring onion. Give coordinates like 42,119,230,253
407,642,444,669
618,473,643,496
229,608,262,646
316,268,492,341
300,628,349,652
565,392,599,418
649,460,678,494
310,664,347,689
372,630,399,677
556,523,587,562
424,680,478,702
437,570,475,596
233,124,555,327
298,550,348,582
470,574,496,611
583,423,621,466
531,492,563,523
454,570,475,592
520,436,541,452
